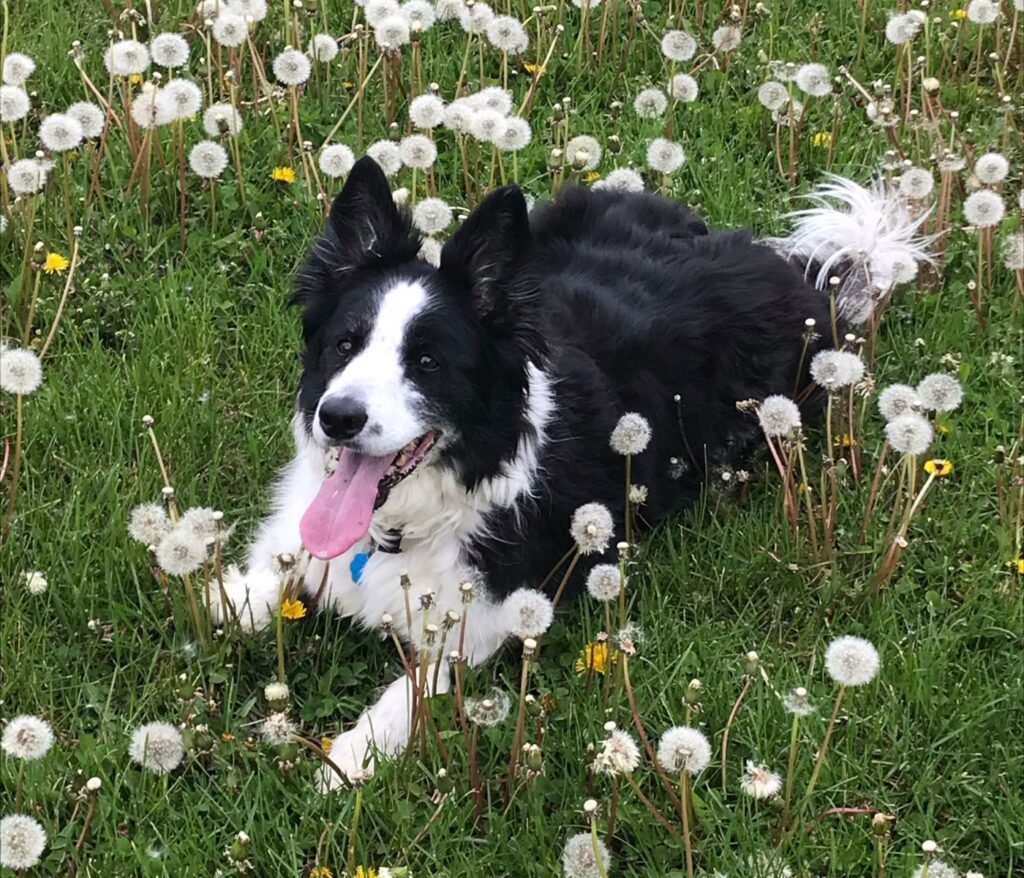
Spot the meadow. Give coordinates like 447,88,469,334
1,0,1022,875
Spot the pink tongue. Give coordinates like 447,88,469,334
300,449,393,560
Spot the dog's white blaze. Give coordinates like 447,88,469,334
314,279,431,454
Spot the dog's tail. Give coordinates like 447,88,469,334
768,174,933,324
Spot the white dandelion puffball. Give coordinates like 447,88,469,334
412,197,453,235
163,78,203,119
443,98,477,133
669,73,699,102
128,502,171,545
319,143,356,178
795,63,832,97
189,140,228,179
0,84,30,122
465,689,512,726
104,39,151,76
593,728,640,776
562,832,612,878
128,721,185,773
885,12,919,44
758,395,801,437
226,0,269,19
741,761,783,799
0,814,47,871
470,86,514,114
877,384,921,421
783,686,815,717
6,158,49,194
912,863,959,878
565,134,602,171
203,102,243,137
973,152,1009,184
0,347,43,395
1,715,55,760
496,116,532,152
310,33,339,62
67,102,106,139
469,109,508,144
212,12,248,48
265,681,290,702
661,29,697,61
1004,231,1024,271
917,373,963,412
899,167,934,199
151,32,190,67
156,526,207,575
273,49,311,85
824,635,880,686
657,725,712,775
486,15,529,54
409,93,445,129
963,190,1005,228
366,140,403,176
585,563,622,602
365,0,400,26
375,14,411,49
398,133,437,169
646,137,685,174
967,0,999,24
885,412,933,455
610,412,651,455
464,1,494,33
774,97,804,127
570,502,614,554
634,86,668,119
809,350,865,389
23,570,48,595
39,113,83,152
504,588,555,639
711,24,742,52
261,711,297,744
593,167,644,192
419,237,442,266
130,89,174,129
757,81,789,111
402,0,437,30
177,507,225,543
3,52,35,86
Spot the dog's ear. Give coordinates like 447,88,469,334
440,185,530,319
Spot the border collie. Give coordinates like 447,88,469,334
215,157,927,786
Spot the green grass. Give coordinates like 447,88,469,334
1,0,1022,875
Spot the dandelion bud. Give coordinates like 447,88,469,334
744,651,760,675
524,742,544,772
229,833,250,862
400,572,412,590
583,798,599,817
922,840,939,854
436,767,455,794
142,414,155,427
871,813,892,836
161,486,175,500
380,612,394,632
522,637,537,656
525,693,543,717
685,678,703,705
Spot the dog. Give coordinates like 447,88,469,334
215,157,927,786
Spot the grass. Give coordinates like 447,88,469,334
1,0,1022,875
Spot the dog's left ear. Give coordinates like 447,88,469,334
440,185,530,319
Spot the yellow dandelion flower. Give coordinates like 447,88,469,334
272,165,297,184
43,252,70,274
812,131,832,148
280,597,307,619
354,868,377,878
523,62,545,75
584,171,602,183
574,640,618,675
937,424,950,434
310,868,334,878
1008,558,1024,574
342,80,355,88
129,73,143,84
833,433,857,447
951,8,967,18
320,736,333,753
923,458,953,477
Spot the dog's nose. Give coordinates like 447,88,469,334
318,396,368,442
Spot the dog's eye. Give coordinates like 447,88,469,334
418,353,439,372
336,338,354,357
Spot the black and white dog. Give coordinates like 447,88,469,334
217,157,926,785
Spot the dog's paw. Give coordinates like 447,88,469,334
316,728,375,792
209,565,279,632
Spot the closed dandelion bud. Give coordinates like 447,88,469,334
388,121,401,141
142,414,155,428
744,650,760,676
444,610,460,630
86,776,102,792
436,767,455,794
872,813,893,837
162,485,175,502
525,693,543,717
607,134,622,154
583,798,599,818
400,572,412,590
524,742,544,772
549,148,563,171
685,678,703,705
229,834,250,861
254,212,267,231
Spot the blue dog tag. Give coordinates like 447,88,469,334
350,551,370,585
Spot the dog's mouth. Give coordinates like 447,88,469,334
300,430,439,560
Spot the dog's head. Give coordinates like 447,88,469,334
293,156,542,558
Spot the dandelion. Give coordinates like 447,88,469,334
661,29,697,61
963,190,1005,228
211,13,248,48
189,140,228,178
227,0,269,19
878,384,921,420
271,165,297,183
42,252,69,274
973,152,1008,185
366,0,400,26
367,140,403,175
585,564,622,601
1003,231,1024,271
273,49,311,86
130,89,174,129
398,133,437,169
885,413,933,455
419,238,442,266
23,570,48,595
923,458,953,476
2,52,35,86
39,113,84,152
633,87,668,118
318,143,356,178
741,761,783,799
280,597,307,619
966,0,998,23
593,728,640,776
657,725,711,774
593,168,644,192
67,101,106,138
261,712,297,744
402,0,437,30
203,102,243,137
782,686,815,716
128,721,185,773
0,84,30,122
912,863,958,878
562,832,611,878
899,167,934,199
609,412,651,455
486,15,529,54
375,15,411,49
412,198,453,235
469,109,507,143
757,395,801,437
443,99,477,133
155,527,206,575
495,116,532,151
151,33,190,68
163,78,203,119
409,93,445,129
104,39,151,76
570,502,614,554
809,350,864,389
825,635,880,686
795,63,831,97
471,86,514,114
564,134,602,171
310,33,339,62
464,0,495,32
177,507,224,543
711,24,742,52
917,373,963,412
465,689,512,726
757,81,789,111
129,502,171,544
812,131,832,148
669,73,699,102
0,814,47,871
646,137,685,174
0,348,44,395
265,681,290,703
885,12,919,44
504,588,555,638
575,639,615,674
1,715,54,760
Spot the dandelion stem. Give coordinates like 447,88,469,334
680,770,695,878
792,684,846,833
780,713,801,831
1,394,24,543
591,819,609,878
345,783,365,877
39,234,82,360
720,674,753,794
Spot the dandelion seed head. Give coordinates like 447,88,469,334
570,502,614,554
2,52,35,86
470,86,514,114
211,12,248,47
23,570,48,595
669,73,699,102
366,139,402,175
593,728,640,776
128,502,172,544
412,197,452,235
657,725,712,775
504,588,555,638
0,814,47,871
375,13,411,48
402,0,437,29
128,721,184,774
264,681,290,702
437,0,469,23
1002,231,1024,271
809,350,864,389
973,152,1009,184
633,86,668,119
773,97,804,126
661,29,697,61
1,715,54,760
782,686,815,716
609,412,651,455
486,15,529,53
419,237,442,266
585,564,622,602
593,167,644,192
409,93,445,129
0,347,43,394
105,39,151,76
646,137,685,174
318,143,356,178
0,84,30,122
795,62,832,96
464,0,494,33
203,102,243,137
757,81,789,111
963,189,1005,228
6,157,49,194
916,373,963,412
741,760,783,799
273,49,311,85
130,89,175,129
885,412,933,455
261,711,297,744
899,166,934,199
825,635,880,686
163,78,203,119
151,33,190,67
310,33,339,62
177,507,224,543
226,0,268,19
155,526,206,575
711,24,742,52
469,108,508,144
495,115,531,151
188,140,228,178
878,384,922,420
39,113,83,152
465,688,512,726
885,12,920,44
398,133,436,169
758,395,801,437
365,0,400,25
562,832,612,878
443,97,478,133
966,0,998,24
564,134,602,170
912,863,959,878
67,101,106,138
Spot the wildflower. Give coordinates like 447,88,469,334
265,681,290,703
585,564,622,602
212,12,248,47
412,198,452,235
1003,232,1024,271
2,52,35,86
966,0,998,23
0,348,44,395
593,167,644,192
951,7,968,17
177,507,224,543
261,711,297,744
812,131,832,148
633,87,668,118
310,867,334,878
570,502,614,554
130,89,174,129
128,502,171,544
0,814,47,871
43,252,70,274
437,0,469,23
188,140,228,179
824,635,880,686
523,61,544,75
375,14,411,49
646,137,685,174
614,623,644,656
203,102,243,137
963,190,1005,228
912,863,958,878
757,81,789,111
495,116,532,151
228,0,269,19
1,715,55,760
575,639,616,674
310,33,339,62
469,109,508,143
809,350,864,389
464,1,494,33
471,86,514,114
486,15,529,54
564,134,601,171
155,527,206,575
795,63,831,97
39,113,84,152
878,384,921,420
465,689,511,726
0,84,30,122
366,0,400,26
899,167,934,199
657,725,712,775
273,49,311,86
917,373,963,412
669,73,699,102
504,588,555,638
593,729,640,776
758,395,801,437
23,570,48,595
419,238,442,266
782,686,815,716
402,0,437,30
67,101,105,138
741,761,783,799
973,152,1009,185
609,412,651,455
885,413,933,455
319,143,356,178
151,33,190,68
280,597,307,619
163,78,203,119
128,721,185,773
562,832,612,878
367,140,403,175
774,97,805,127
398,133,436,169
271,165,297,183
923,458,953,476
104,39,151,76
353,868,376,878
661,29,697,61
711,24,742,52
409,93,445,129
885,12,919,44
